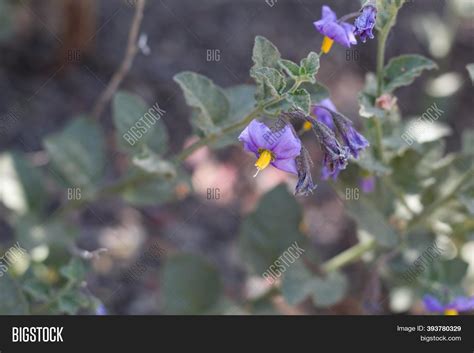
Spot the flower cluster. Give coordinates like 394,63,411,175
238,3,373,195
313,3,377,54
238,101,369,195
423,295,474,315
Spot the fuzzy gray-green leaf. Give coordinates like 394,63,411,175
174,72,230,134
383,55,437,93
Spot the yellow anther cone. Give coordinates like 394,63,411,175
321,36,334,54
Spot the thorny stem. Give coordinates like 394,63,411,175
91,0,147,119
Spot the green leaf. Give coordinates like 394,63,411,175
300,51,320,81
353,150,392,176
120,168,190,206
0,273,28,314
15,216,78,253
383,55,437,93
132,150,176,178
376,0,405,32
251,36,284,103
112,91,168,155
299,82,329,104
43,116,105,190
252,67,286,98
225,85,256,124
346,197,399,247
429,258,469,285
466,64,474,84
459,188,474,215
358,92,385,119
281,258,348,308
22,279,51,302
251,36,281,71
57,291,90,315
281,261,314,306
444,258,469,284
310,272,348,308
462,129,474,155
239,184,307,274
174,72,230,134
60,258,87,282
279,59,300,78
0,152,45,215
286,89,311,114
161,254,222,314
211,85,257,149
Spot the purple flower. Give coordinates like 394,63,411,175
354,5,377,43
295,147,317,196
312,120,349,180
239,119,302,176
341,125,370,159
423,295,474,315
360,175,376,193
332,114,370,159
314,6,357,53
95,304,107,315
312,98,337,130
312,104,370,159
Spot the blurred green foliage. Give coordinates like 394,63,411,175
0,0,473,315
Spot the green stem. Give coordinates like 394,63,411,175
175,81,302,162
373,1,406,161
376,29,388,97
321,238,377,273
175,108,262,162
373,24,391,162
51,85,304,217
372,117,385,162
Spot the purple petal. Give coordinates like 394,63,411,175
272,157,298,175
238,119,271,154
314,5,337,31
354,5,377,42
323,22,356,48
95,304,107,315
360,176,376,193
313,98,337,130
341,23,357,46
449,296,474,312
321,152,345,180
321,5,337,22
423,295,445,312
271,126,302,159
342,126,370,158
319,98,337,111
313,5,357,48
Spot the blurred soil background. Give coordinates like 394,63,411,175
0,0,472,314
